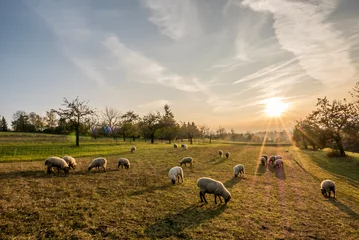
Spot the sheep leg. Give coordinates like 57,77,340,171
218,195,223,203
214,195,217,204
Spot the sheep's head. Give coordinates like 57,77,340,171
225,194,231,203
321,189,326,196
63,167,70,174
171,179,176,184
88,166,92,171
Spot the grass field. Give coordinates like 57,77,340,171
0,133,358,239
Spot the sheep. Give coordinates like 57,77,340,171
233,164,245,178
181,144,188,151
197,177,231,204
168,166,184,184
261,154,268,161
174,143,178,148
225,152,230,158
118,158,130,169
219,150,223,157
273,159,284,168
45,157,70,174
62,156,77,169
275,154,282,160
260,157,266,166
321,180,336,198
268,155,276,165
180,157,193,166
130,146,136,153
88,157,107,172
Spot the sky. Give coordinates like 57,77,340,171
1,0,359,133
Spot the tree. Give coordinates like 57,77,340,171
28,112,45,131
157,105,179,143
230,128,236,141
184,122,200,144
120,111,140,141
46,109,58,128
11,111,35,132
199,124,210,143
54,97,96,147
308,97,356,156
102,107,121,140
139,112,161,144
1,116,8,131
216,126,226,140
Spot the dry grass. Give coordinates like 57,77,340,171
0,140,358,239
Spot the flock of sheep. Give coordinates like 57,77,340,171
44,144,336,204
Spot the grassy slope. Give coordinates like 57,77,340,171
0,135,358,239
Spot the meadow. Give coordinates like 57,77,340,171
0,133,358,239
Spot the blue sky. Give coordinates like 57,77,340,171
1,0,359,132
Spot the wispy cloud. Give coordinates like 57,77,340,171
138,99,171,109
143,0,200,40
103,35,201,92
242,0,356,84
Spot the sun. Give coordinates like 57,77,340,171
264,97,288,117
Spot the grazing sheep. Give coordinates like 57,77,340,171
180,157,193,166
268,155,276,165
233,164,245,178
219,150,223,157
260,157,266,166
275,154,282,160
225,152,230,158
45,157,70,174
88,157,107,172
118,158,130,169
261,154,268,161
62,156,77,169
174,143,178,148
321,180,336,198
168,166,184,184
130,146,136,153
197,177,231,204
273,159,284,168
181,144,188,151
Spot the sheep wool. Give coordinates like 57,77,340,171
321,180,336,198
268,155,276,164
260,157,266,166
168,166,184,184
118,158,130,169
180,157,193,166
62,156,77,169
219,150,223,157
45,157,70,174
130,146,136,153
197,177,231,204
88,157,108,172
273,159,284,168
225,152,230,158
174,143,178,148
261,155,268,161
181,144,188,151
275,154,282,160
233,164,245,178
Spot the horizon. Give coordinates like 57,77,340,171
1,0,358,133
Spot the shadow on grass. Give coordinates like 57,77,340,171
274,168,286,180
224,176,243,188
212,157,228,165
205,158,217,163
256,164,266,176
129,184,172,196
145,204,226,238
328,199,359,219
0,170,71,179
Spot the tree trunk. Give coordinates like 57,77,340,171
123,135,126,142
209,137,212,144
190,137,193,144
75,124,80,147
132,136,136,141
151,134,155,144
335,138,346,156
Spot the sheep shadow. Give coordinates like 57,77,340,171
129,184,172,196
274,168,286,180
224,177,243,188
0,170,69,179
256,164,266,176
145,204,226,238
212,157,228,165
328,199,359,219
205,158,217,163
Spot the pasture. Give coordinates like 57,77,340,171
0,133,359,239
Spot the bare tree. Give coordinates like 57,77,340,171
54,97,96,147
199,124,210,143
102,107,121,140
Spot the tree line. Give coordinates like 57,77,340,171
2,97,290,147
292,82,359,156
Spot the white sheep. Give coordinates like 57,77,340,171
174,143,178,148
268,155,276,164
181,144,188,151
233,164,245,178
275,154,282,160
180,157,193,166
225,152,230,158
321,180,336,198
273,159,284,168
45,157,70,174
197,177,231,204
62,156,77,169
219,150,223,157
130,146,136,153
118,158,130,169
168,166,184,184
88,157,107,172
260,157,266,166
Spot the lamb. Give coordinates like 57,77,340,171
197,177,231,204
118,158,130,169
219,150,223,157
233,164,245,178
181,144,188,151
260,157,266,166
321,180,336,198
130,146,136,153
45,157,70,174
174,143,178,148
268,155,276,164
88,157,107,172
225,152,230,158
168,166,184,184
180,157,193,166
273,159,284,168
62,156,77,169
